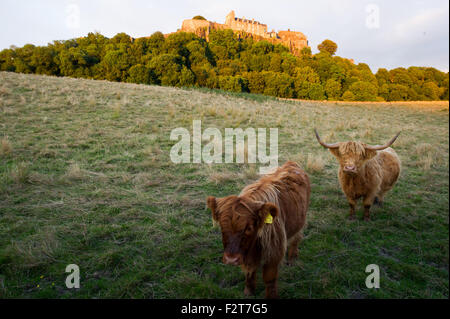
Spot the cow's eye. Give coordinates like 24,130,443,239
245,225,253,236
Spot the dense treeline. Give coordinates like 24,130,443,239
0,30,448,101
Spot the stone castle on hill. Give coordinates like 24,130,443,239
179,11,309,55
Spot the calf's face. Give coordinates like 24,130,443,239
207,196,278,266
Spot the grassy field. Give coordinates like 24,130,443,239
0,71,448,299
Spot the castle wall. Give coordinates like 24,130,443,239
178,12,309,55
227,18,268,38
181,19,211,33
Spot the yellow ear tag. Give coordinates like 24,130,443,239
264,214,273,224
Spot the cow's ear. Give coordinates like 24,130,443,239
207,196,219,223
364,149,377,160
329,148,340,158
257,202,279,226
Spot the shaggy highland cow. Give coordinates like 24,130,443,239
206,161,310,298
314,129,401,221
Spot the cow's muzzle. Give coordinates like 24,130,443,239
223,253,242,266
344,165,357,174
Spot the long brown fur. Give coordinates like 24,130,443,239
207,161,310,298
329,142,401,220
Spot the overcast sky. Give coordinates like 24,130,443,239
0,0,448,73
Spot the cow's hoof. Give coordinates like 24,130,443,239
364,216,371,221
373,197,384,207
244,287,255,297
348,215,356,221
287,255,298,265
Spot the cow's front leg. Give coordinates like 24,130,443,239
363,195,376,221
348,198,357,220
243,269,257,296
262,263,279,299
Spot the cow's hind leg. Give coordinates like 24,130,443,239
287,232,303,265
375,187,392,207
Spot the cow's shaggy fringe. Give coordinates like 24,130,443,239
240,173,287,263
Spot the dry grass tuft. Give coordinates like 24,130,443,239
11,162,31,184
306,153,326,173
86,96,97,107
64,163,86,181
414,143,434,155
242,165,259,181
394,135,417,149
132,172,158,188
1,137,12,156
37,146,58,159
9,231,59,268
416,154,434,170
209,171,237,185
363,128,373,139
28,172,55,185
0,86,11,97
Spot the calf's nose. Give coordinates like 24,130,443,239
223,253,240,265
344,165,356,171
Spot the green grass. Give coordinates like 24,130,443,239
0,71,448,298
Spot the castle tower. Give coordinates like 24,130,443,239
179,10,309,56
225,10,235,25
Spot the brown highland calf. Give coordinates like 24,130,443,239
206,161,310,298
314,129,401,221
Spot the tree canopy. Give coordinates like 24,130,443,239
0,31,447,101
317,39,338,56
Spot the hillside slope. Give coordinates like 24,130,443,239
0,72,448,298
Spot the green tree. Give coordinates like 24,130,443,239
57,46,92,78
209,30,241,60
148,54,190,87
376,68,390,86
378,83,390,101
245,71,265,94
218,75,248,92
127,64,156,84
30,46,58,75
2,30,448,102
342,90,355,101
324,79,342,100
262,72,295,98
0,48,16,72
308,83,325,100
388,84,409,101
99,46,132,81
317,39,338,56
178,67,196,87
347,81,378,101
293,66,320,99
422,81,441,100
147,32,166,56
13,44,36,74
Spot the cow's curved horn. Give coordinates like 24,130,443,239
365,132,401,151
314,129,340,149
